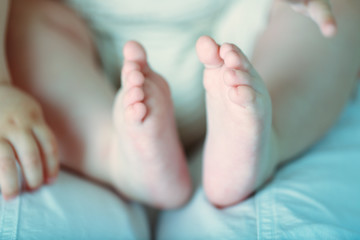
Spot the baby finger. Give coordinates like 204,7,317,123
32,125,59,184
307,0,337,37
8,131,44,190
0,139,20,199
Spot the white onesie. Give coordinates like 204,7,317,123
64,0,273,143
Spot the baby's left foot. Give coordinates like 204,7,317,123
196,36,277,207
109,41,191,209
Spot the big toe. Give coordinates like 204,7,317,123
123,41,148,66
196,36,223,68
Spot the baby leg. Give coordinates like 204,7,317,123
196,0,360,208
7,0,190,208
112,41,191,208
8,0,115,184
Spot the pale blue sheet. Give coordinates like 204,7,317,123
1,85,359,240
157,82,360,240
0,172,149,240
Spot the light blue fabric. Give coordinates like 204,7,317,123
157,82,360,240
0,172,149,240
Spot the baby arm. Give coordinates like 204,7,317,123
0,0,59,200
285,0,337,37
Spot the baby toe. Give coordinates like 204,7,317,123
125,102,147,123
125,70,145,89
123,41,148,67
196,36,223,68
219,43,238,59
224,50,249,70
228,85,257,107
122,61,141,82
123,85,145,108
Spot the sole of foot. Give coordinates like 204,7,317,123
109,41,191,209
196,36,276,208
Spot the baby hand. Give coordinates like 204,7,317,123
287,0,337,37
0,84,59,200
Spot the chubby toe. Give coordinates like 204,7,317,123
123,86,145,107
196,36,223,68
123,41,148,65
125,102,147,123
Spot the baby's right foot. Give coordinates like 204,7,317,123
109,41,191,209
196,36,277,207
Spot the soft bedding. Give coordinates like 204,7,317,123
1,82,358,240
0,172,149,240
157,82,360,240
1,0,359,238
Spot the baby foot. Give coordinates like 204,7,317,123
196,36,277,207
110,41,191,209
